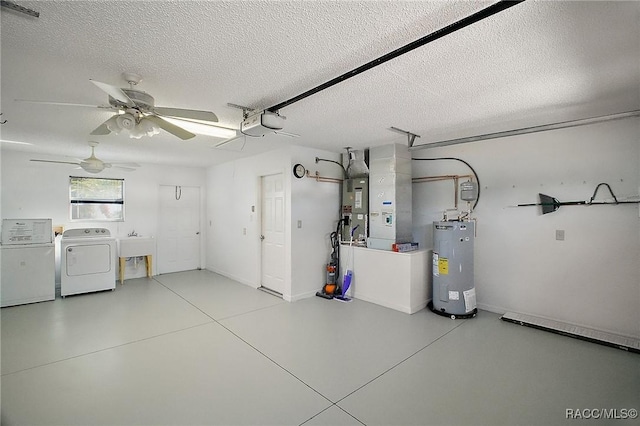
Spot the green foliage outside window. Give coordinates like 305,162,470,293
69,176,124,221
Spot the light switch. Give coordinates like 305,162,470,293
555,230,565,241
297,220,302,229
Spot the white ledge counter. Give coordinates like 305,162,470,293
340,245,429,314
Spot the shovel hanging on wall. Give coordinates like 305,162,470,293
515,183,640,215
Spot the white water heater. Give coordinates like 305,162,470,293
432,221,476,318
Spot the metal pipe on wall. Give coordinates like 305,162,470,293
410,110,640,151
305,170,343,184
412,174,475,211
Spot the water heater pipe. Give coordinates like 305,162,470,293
413,174,475,211
305,170,343,184
412,157,481,209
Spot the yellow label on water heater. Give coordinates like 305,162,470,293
438,258,449,275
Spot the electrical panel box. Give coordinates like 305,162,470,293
341,178,368,242
460,181,478,202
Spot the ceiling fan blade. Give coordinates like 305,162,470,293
90,79,134,106
15,99,116,110
30,159,80,166
112,166,137,172
90,120,113,135
154,107,218,122
111,162,141,168
145,115,196,140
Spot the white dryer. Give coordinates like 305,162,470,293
60,228,116,297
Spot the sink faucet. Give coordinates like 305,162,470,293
128,230,138,237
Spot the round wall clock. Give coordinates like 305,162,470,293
293,163,306,178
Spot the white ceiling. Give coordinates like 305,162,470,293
2,1,639,168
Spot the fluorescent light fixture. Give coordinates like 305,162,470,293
0,139,33,146
162,117,237,139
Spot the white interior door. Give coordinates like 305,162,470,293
158,185,201,274
261,174,285,295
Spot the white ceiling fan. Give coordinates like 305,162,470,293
30,141,140,174
17,72,231,140
214,104,299,149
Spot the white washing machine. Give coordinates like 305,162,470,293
60,228,116,297
1,219,56,307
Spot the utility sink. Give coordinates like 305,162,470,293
118,237,156,258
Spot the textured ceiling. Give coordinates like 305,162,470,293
1,1,639,168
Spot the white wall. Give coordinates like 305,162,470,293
1,150,207,281
290,146,341,300
206,145,341,301
206,148,288,290
412,117,640,338
7,117,636,339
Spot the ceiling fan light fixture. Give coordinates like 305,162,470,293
22,74,223,142
138,117,160,137
116,113,136,130
128,127,144,139
126,117,160,139
80,161,104,174
162,117,236,139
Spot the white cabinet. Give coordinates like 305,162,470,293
340,246,428,314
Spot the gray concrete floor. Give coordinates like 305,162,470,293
2,270,638,425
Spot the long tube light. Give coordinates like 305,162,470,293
162,117,237,139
